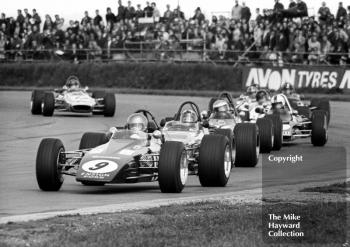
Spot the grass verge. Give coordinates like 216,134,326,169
0,201,348,247
300,181,350,194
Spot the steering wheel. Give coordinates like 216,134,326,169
134,109,160,132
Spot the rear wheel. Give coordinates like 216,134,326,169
36,138,65,191
158,141,187,193
318,100,330,125
311,110,328,147
199,135,231,187
257,118,273,153
104,93,116,117
266,114,283,151
42,92,55,117
234,123,259,167
79,132,109,150
31,90,44,115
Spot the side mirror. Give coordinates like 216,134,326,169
201,110,209,120
202,120,210,128
152,130,162,139
160,119,166,127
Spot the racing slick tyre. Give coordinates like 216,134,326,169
234,123,259,167
42,92,55,117
265,114,283,151
36,138,65,191
103,93,116,117
256,118,273,153
213,129,235,166
79,132,109,150
311,110,328,147
199,135,231,187
310,98,321,108
318,100,330,125
31,90,44,115
158,141,187,193
208,97,219,112
296,106,311,119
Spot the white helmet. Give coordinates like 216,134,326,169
213,100,230,113
127,113,148,132
271,94,286,109
181,110,197,124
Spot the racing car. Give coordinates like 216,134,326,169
161,100,260,167
30,76,116,117
209,91,282,154
270,94,328,146
36,109,232,193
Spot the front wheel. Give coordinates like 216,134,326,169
266,114,283,151
79,132,109,150
199,135,231,187
31,90,44,115
158,141,187,193
36,138,65,191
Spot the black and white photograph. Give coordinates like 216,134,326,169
0,0,349,246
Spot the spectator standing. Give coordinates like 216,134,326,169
164,4,173,20
81,11,92,25
152,3,160,19
125,1,135,20
117,0,126,21
144,2,153,18
43,15,53,31
336,2,347,22
241,2,251,23
255,8,263,24
32,9,41,28
308,33,321,64
94,10,102,26
192,7,205,25
274,0,284,11
318,2,331,25
135,5,144,19
231,0,242,21
106,8,116,24
24,9,31,19
289,0,296,9
16,10,25,25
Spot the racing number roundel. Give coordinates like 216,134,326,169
82,160,119,173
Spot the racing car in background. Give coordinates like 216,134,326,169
30,76,116,117
36,108,234,193
161,100,260,167
270,94,328,146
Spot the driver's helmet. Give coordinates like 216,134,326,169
65,76,81,90
246,85,258,99
181,110,197,124
281,83,294,95
213,100,230,113
256,90,269,104
126,113,148,132
271,94,286,110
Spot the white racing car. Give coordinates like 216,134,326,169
30,76,116,117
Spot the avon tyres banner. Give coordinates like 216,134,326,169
242,66,350,90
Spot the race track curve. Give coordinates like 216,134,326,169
0,91,349,218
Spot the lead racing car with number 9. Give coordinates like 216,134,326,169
36,107,233,193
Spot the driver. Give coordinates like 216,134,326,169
246,85,259,100
212,100,232,119
271,94,287,112
181,110,197,125
126,113,148,132
65,76,81,90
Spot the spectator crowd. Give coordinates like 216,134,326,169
0,0,350,65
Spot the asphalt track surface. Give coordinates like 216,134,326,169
0,91,349,218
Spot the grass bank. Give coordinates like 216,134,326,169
0,201,347,247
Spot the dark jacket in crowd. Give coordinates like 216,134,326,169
94,15,102,26
144,6,153,17
336,6,347,21
241,6,251,22
106,13,116,23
